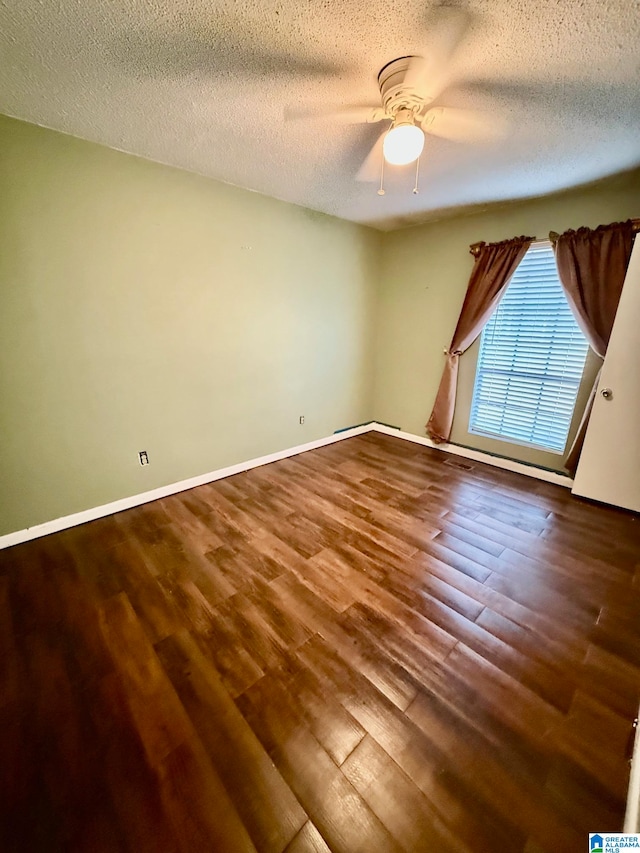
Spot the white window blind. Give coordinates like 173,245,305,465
469,242,589,454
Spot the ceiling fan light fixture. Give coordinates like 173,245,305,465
383,121,425,166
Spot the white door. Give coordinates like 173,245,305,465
572,238,640,513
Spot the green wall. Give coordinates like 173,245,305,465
373,170,640,471
0,115,379,536
2,111,639,537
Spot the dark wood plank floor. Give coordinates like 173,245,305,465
1,432,640,852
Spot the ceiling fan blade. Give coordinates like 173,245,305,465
421,107,506,143
403,7,470,101
285,105,385,124
110,28,346,79
356,131,386,182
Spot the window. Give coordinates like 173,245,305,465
469,242,589,454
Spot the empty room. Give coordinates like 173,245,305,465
1,1,640,851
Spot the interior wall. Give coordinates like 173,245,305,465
0,115,379,536
373,170,640,471
3,111,639,538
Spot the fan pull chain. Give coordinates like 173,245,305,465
413,156,420,194
377,156,385,196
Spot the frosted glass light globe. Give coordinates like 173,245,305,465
383,123,425,166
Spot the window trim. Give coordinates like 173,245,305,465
467,240,589,455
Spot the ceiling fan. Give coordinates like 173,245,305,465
290,53,504,186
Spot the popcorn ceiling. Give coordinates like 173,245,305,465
1,0,638,229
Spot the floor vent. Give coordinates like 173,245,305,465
443,458,475,471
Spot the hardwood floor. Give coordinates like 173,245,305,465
1,431,639,852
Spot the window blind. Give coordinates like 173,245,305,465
469,242,589,454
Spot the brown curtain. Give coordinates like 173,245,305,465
551,220,635,473
426,235,533,444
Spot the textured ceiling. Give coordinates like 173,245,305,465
1,0,639,230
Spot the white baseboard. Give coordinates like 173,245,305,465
0,424,372,550
370,424,574,489
0,421,572,551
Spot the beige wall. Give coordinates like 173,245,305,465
2,111,639,538
0,115,379,536
373,170,640,471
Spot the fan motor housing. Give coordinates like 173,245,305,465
378,56,428,117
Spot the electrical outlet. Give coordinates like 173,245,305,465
299,415,305,425
138,450,149,466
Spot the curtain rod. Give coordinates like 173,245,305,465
469,218,640,258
